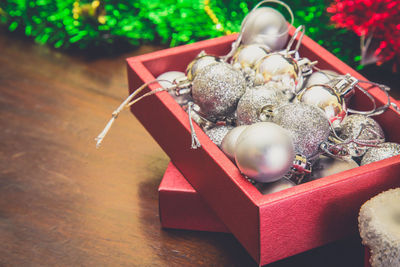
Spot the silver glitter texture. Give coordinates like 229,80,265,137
340,115,385,157
360,142,400,166
236,83,288,125
205,125,234,147
273,103,330,158
192,62,246,120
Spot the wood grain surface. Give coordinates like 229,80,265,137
0,31,367,266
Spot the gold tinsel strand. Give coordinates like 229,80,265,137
203,0,232,35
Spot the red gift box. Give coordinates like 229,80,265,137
159,161,228,233
127,27,400,266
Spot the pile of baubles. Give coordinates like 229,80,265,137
153,2,399,195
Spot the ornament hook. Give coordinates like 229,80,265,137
285,25,305,57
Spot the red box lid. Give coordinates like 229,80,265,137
159,161,229,233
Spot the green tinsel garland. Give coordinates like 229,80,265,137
0,0,361,68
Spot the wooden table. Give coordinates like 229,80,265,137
0,31,367,266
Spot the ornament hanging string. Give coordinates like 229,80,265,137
95,79,181,148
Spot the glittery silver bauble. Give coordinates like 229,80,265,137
241,7,289,51
205,125,234,147
255,178,295,195
232,44,269,69
340,115,385,157
311,155,359,180
360,142,400,166
192,62,246,120
236,84,288,125
235,122,295,183
221,125,248,160
186,53,220,81
273,103,330,158
156,71,192,106
304,70,338,88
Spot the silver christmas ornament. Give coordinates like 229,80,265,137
304,70,338,88
232,44,269,69
205,125,234,147
273,103,330,158
192,62,246,120
241,7,289,51
235,122,295,183
358,188,400,267
255,54,301,98
156,71,192,106
311,155,359,180
256,54,298,83
297,84,343,123
236,84,288,125
186,52,221,81
340,115,385,157
221,125,248,161
255,178,295,194
360,142,400,166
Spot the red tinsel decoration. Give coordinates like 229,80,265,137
327,0,400,68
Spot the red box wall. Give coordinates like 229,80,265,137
127,27,400,265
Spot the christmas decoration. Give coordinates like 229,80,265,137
205,125,233,147
360,142,400,166
304,70,338,88
339,115,385,157
232,44,269,69
239,6,289,51
220,125,248,160
0,0,364,69
272,103,331,158
156,71,192,106
234,122,295,183
236,84,287,125
192,62,246,120
186,52,222,81
328,0,400,68
358,188,400,267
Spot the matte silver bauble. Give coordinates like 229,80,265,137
205,125,234,147
340,115,385,157
360,142,400,166
304,70,338,88
255,178,295,195
311,155,359,180
236,84,288,125
192,62,246,120
297,85,342,122
235,122,295,183
256,54,298,82
241,7,289,51
232,44,269,69
221,125,248,161
186,53,221,81
156,71,192,106
273,103,330,158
